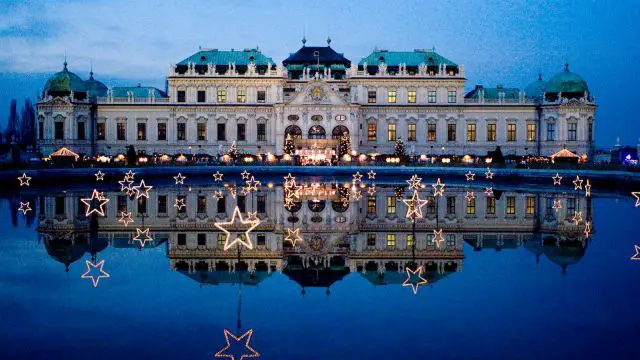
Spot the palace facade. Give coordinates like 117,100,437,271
36,39,596,159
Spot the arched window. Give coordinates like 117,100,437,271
308,200,326,212
285,125,302,139
332,200,349,212
308,125,326,139
332,125,349,140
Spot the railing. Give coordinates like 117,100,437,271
97,97,171,104
464,98,537,105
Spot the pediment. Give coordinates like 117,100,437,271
41,96,72,107
288,80,349,106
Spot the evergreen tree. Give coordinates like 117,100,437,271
394,137,406,156
338,133,351,157
227,141,238,160
5,99,18,143
283,134,295,155
20,99,36,147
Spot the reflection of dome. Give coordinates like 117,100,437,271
44,237,89,272
525,74,546,99
542,238,587,273
544,64,589,95
43,62,86,99
84,71,108,98
179,270,271,286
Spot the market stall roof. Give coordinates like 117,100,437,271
50,147,79,161
550,148,579,159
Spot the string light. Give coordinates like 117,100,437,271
351,189,362,201
245,176,261,192
573,176,583,190
352,172,363,183
81,260,110,287
174,173,186,185
432,178,445,197
585,180,591,197
18,201,31,215
552,199,562,212
213,171,224,181
214,207,260,251
132,228,153,247
572,211,583,225
367,170,376,179
552,173,562,185
433,229,445,248
284,228,303,246
633,192,640,207
367,184,377,195
283,173,295,185
465,191,475,201
118,211,134,227
214,191,224,200
402,266,428,294
403,190,429,220
81,189,110,217
407,174,422,191
584,221,592,238
17,173,31,187
95,170,105,181
484,168,494,179
631,245,640,261
118,179,133,192
124,170,136,181
240,170,251,180
484,187,494,197
133,180,153,199
174,198,186,211
465,171,475,181
214,329,259,360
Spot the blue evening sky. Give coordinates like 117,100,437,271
0,0,638,146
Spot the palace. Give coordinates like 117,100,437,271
36,39,596,160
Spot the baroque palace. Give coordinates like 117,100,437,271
36,39,596,160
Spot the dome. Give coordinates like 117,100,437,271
525,74,547,99
43,61,86,97
84,71,108,98
544,64,589,95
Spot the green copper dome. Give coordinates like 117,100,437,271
544,64,589,95
524,74,547,99
84,71,108,98
43,62,86,96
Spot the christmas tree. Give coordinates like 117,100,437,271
227,141,238,160
338,133,351,157
394,137,406,156
284,134,295,155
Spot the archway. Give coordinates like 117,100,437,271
332,125,349,140
308,125,326,139
285,125,302,139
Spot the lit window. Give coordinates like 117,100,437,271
368,90,377,103
506,196,516,215
447,91,457,103
237,88,246,103
386,196,396,215
408,90,417,103
568,123,577,141
486,197,496,215
526,196,535,215
217,89,226,103
527,123,536,142
507,124,516,142
408,124,416,142
387,90,397,103
367,196,376,214
386,234,396,248
217,233,226,248
406,234,415,248
137,123,146,141
428,123,436,141
487,123,496,142
447,123,456,142
466,197,476,215
428,91,437,103
387,123,396,141
197,123,206,141
467,123,476,142
368,123,377,141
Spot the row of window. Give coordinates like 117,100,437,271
95,122,267,142
176,89,266,104
367,90,457,104
176,232,267,247
366,233,456,248
114,194,267,215
367,195,537,216
366,122,589,142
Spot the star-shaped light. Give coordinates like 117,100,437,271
433,229,445,248
118,211,134,227
585,180,591,197
484,187,494,197
213,171,224,181
124,170,136,181
552,173,562,185
485,168,494,179
283,197,296,210
81,259,110,287
126,187,137,197
465,171,475,181
214,191,224,200
81,189,110,217
132,228,153,247
240,170,250,180
432,178,445,197
407,174,422,191
174,173,186,185
552,199,562,212
584,221,592,238
95,170,105,181
174,198,186,210
631,245,640,261
247,211,259,222
18,201,31,215
571,211,583,225
118,178,134,192
352,172,363,183
465,191,475,201
573,176,583,190
284,228,303,246
245,176,261,192
367,184,377,196
214,207,260,251
283,173,295,185
133,179,153,199
17,173,31,187
351,189,362,201
214,329,260,360
402,266,428,295
367,170,376,179
632,192,640,207
403,190,429,220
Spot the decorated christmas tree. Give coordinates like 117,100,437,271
338,133,351,157
227,141,238,160
284,134,295,155
394,137,406,156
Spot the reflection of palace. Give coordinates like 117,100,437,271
37,185,592,288
36,39,595,159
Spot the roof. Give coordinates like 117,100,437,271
545,65,589,94
525,75,547,99
50,147,79,160
44,62,86,94
84,72,108,98
358,49,457,67
282,267,350,288
282,46,351,67
465,86,520,99
550,148,579,158
177,48,274,66
111,86,167,98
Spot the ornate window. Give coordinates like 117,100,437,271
257,123,266,141
308,200,326,212
408,90,417,104
387,123,396,141
428,123,436,141
237,123,246,141
547,122,555,141
506,196,516,215
237,89,246,103
526,196,535,215
368,123,377,141
507,124,516,142
97,123,105,141
332,125,349,140
387,90,397,103
446,196,456,215
116,122,126,141
308,125,326,139
285,125,302,139
568,123,577,141
527,123,536,142
257,90,266,103
197,90,206,103
447,123,456,142
487,123,496,142
197,123,206,141
406,234,415,248
157,123,166,141
217,89,226,103
177,90,186,103
335,114,347,121
408,124,416,141
332,200,349,213
467,123,476,142
386,196,396,215
287,114,299,121
486,197,496,215
137,123,146,141
217,123,226,141
367,196,376,214
447,91,457,103
466,197,476,215
368,90,377,103
177,123,186,141
311,114,323,122
428,91,437,103
386,234,396,248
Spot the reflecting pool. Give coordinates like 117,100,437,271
1,172,639,359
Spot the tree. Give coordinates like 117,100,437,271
338,133,351,157
490,146,505,164
394,137,406,156
20,99,36,147
127,145,137,166
283,134,295,155
227,141,238,160
5,99,18,143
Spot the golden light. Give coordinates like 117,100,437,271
159,154,170,163
267,182,274,189
221,154,231,163
266,153,276,162
283,154,291,161
176,154,187,163
358,154,367,162
442,158,451,163
462,155,473,163
243,156,254,162
343,154,352,162
96,155,110,163
138,156,148,164
485,157,493,164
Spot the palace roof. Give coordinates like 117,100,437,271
283,46,351,67
465,85,520,100
84,71,108,98
177,48,275,66
44,61,86,95
358,49,457,67
545,64,589,94
111,86,167,98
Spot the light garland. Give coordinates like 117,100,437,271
631,245,640,261
133,180,153,199
118,178,133,192
81,259,110,287
17,173,31,187
240,170,251,180
352,172,363,183
573,175,583,190
433,229,445,248
484,187,494,197
174,173,186,185
118,211,134,227
213,171,224,181
584,221,592,238
585,180,591,197
571,211,583,225
245,176,261,192
18,201,31,215
465,191,475,201
174,198,186,211
284,228,303,246
465,171,475,181
367,184,377,196
81,189,110,217
214,191,224,200
432,178,445,197
95,170,105,181
132,228,153,247
407,174,422,191
633,192,640,207
124,170,136,181
553,173,562,185
402,265,428,295
484,168,494,179
552,199,562,212
367,170,376,179
214,329,259,360
214,206,260,251
403,190,429,220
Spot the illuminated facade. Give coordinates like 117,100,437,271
36,39,596,160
